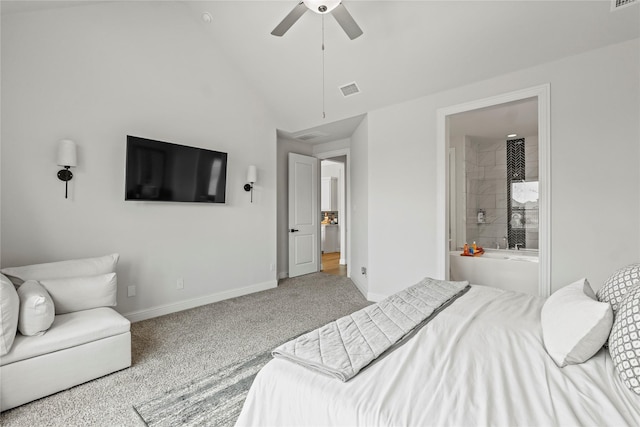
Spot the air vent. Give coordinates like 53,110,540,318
294,131,328,141
611,0,637,10
339,82,360,97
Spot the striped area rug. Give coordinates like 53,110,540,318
133,350,273,427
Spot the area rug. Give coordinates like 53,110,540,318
133,349,273,427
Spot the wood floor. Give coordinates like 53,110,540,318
321,252,347,277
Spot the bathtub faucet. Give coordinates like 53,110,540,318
515,243,524,250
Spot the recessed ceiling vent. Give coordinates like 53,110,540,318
339,82,360,97
611,0,637,11
294,131,328,141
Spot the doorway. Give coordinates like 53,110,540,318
437,84,551,297
317,151,349,277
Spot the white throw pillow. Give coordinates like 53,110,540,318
541,278,613,368
16,280,55,336
1,253,119,286
596,263,640,316
0,273,20,355
39,273,117,314
609,284,640,395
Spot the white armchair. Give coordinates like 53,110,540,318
0,254,131,411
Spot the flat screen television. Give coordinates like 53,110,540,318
125,135,228,203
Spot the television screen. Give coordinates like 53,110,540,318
125,136,227,203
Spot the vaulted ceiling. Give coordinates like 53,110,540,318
3,0,639,138
187,0,639,134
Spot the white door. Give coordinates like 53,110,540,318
288,153,319,278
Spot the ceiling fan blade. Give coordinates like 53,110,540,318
331,3,363,40
271,2,308,37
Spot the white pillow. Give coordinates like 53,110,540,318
541,278,613,367
1,253,119,286
609,284,640,395
16,280,55,336
0,273,20,355
39,273,117,314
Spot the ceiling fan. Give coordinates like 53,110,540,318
271,0,363,40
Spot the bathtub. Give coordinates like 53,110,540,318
449,249,539,296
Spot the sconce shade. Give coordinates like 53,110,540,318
247,165,257,183
57,139,77,167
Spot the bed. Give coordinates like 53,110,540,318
236,284,640,426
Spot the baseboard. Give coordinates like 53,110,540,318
350,275,385,302
278,272,288,280
123,280,278,323
350,275,368,300
366,292,386,303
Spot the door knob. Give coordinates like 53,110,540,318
290,229,299,232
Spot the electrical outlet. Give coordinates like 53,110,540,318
127,285,136,297
177,278,184,290
361,267,367,275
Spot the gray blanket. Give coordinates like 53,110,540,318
272,277,470,382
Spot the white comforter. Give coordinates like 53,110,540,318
236,285,640,426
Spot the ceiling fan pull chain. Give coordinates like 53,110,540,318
322,13,326,119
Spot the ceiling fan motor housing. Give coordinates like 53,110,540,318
303,0,341,14
272,0,362,40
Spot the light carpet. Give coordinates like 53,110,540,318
0,273,370,427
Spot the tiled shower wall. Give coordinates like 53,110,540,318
465,136,538,249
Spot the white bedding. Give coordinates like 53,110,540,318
236,285,640,426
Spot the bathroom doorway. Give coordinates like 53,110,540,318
437,85,550,297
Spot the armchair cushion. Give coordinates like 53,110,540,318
40,273,117,314
0,307,130,366
1,253,119,286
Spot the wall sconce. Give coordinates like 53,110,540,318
243,165,257,203
57,139,77,199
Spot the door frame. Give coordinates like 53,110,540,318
316,148,351,278
436,84,551,297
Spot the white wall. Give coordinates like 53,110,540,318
367,96,443,298
276,137,314,278
349,116,369,298
1,2,278,320
365,38,640,298
321,161,342,181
